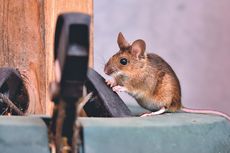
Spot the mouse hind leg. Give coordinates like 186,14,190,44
140,107,167,117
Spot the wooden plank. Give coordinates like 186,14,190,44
0,0,93,115
0,0,46,114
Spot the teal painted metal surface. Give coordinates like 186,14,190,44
0,116,50,153
0,113,229,153
80,113,230,153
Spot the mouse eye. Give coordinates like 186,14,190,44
120,58,128,65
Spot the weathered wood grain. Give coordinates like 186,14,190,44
0,0,93,115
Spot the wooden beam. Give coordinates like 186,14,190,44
0,0,93,115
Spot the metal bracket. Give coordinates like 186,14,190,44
0,68,28,115
50,13,90,153
84,68,132,117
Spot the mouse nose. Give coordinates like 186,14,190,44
104,64,110,75
104,64,114,75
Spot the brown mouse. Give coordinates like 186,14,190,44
104,32,230,120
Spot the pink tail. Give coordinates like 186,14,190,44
181,107,230,121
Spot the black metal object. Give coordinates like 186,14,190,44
0,68,28,115
51,13,90,153
54,13,90,85
84,68,132,117
51,12,133,153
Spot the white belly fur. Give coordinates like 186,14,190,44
128,90,163,111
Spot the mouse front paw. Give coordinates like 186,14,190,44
106,78,117,87
112,85,127,93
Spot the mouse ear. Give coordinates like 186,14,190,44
131,39,146,59
117,32,130,49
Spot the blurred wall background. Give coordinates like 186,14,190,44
94,0,230,115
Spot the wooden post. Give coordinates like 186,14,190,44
0,0,93,115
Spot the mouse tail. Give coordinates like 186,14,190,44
181,107,230,121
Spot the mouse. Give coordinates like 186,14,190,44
104,32,230,120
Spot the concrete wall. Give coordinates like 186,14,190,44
94,0,230,115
